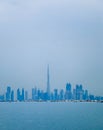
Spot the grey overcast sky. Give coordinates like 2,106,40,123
0,0,103,95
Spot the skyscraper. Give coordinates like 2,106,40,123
6,86,11,101
47,65,50,99
65,83,72,100
17,88,24,101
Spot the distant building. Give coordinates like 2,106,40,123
0,95,4,102
25,91,28,101
17,88,24,101
46,65,50,100
32,88,37,100
6,86,11,101
65,83,72,100
11,90,14,101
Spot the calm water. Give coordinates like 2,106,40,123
0,102,103,130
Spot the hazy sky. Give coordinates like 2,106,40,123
0,0,103,96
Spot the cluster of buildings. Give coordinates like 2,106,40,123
0,84,103,102
0,66,103,102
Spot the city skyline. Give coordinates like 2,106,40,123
0,65,103,96
0,66,103,102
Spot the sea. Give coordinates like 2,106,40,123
0,102,103,130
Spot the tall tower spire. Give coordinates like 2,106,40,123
47,65,50,97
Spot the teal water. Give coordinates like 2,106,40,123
0,102,103,130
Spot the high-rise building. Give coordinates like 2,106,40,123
47,65,50,99
65,83,72,100
54,89,58,100
17,88,24,101
32,88,37,100
25,91,28,101
6,86,11,101
60,89,64,100
0,95,4,101
11,90,14,101
17,88,20,101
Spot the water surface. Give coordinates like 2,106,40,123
0,102,103,130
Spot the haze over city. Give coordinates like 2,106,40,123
0,0,103,96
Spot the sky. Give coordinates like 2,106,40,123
0,0,103,96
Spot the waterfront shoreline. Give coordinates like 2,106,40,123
0,100,103,103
